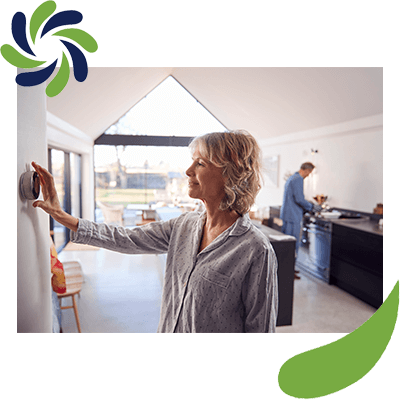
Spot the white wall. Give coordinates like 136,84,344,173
256,114,383,214
17,92,94,332
47,112,94,220
17,75,52,332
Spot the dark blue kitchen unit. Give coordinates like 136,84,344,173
257,222,296,326
329,217,383,309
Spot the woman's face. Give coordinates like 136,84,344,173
185,147,226,205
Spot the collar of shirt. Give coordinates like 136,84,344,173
197,210,252,235
294,171,303,179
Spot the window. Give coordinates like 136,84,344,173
94,145,193,224
48,148,82,252
101,76,226,138
94,76,227,226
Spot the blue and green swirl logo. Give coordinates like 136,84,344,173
0,1,98,97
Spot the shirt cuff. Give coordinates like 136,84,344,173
70,218,93,245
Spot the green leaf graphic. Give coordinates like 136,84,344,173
53,28,98,52
46,52,70,97
278,280,399,398
0,44,46,68
30,1,57,45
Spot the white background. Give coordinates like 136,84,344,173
2,1,398,399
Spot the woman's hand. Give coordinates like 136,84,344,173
31,161,62,216
31,161,79,232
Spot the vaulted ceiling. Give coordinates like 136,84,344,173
46,67,383,142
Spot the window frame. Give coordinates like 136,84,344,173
48,147,82,253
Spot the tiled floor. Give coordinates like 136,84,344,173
276,269,376,333
58,247,376,333
58,248,165,333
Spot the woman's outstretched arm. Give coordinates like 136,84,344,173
31,161,79,232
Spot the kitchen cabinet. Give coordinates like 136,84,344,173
266,205,383,310
257,223,296,326
267,206,283,231
329,222,383,308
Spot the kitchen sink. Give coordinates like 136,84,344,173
338,212,364,219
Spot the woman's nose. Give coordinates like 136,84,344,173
186,163,194,177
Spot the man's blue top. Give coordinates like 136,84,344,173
280,171,313,224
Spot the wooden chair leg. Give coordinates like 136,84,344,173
72,294,82,333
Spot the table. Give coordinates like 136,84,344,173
155,207,183,221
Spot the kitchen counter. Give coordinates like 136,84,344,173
330,217,383,236
254,221,296,326
267,205,383,237
266,206,383,308
254,221,296,241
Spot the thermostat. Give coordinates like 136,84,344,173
20,170,40,200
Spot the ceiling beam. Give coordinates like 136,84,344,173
94,134,194,147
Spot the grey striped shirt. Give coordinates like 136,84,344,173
71,211,278,333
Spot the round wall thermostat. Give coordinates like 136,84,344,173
20,171,41,200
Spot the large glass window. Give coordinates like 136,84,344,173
49,148,82,252
94,75,227,226
103,76,226,138
94,145,193,226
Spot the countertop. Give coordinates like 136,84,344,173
330,217,383,236
253,220,297,242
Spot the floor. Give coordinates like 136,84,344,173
276,269,376,333
58,247,376,334
59,248,165,333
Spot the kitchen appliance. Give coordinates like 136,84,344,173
297,209,366,282
297,213,333,283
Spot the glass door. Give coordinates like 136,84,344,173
49,149,66,251
70,152,82,219
49,148,82,252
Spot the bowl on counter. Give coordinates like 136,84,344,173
320,211,341,219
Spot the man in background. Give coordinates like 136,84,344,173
280,162,321,279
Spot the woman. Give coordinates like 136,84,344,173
32,130,278,333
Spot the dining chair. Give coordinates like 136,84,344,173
57,261,84,333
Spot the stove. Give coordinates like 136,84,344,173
297,213,333,283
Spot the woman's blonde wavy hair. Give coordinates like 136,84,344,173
189,130,263,215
